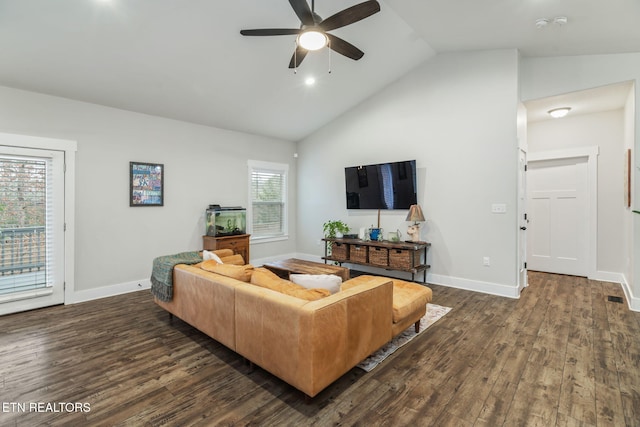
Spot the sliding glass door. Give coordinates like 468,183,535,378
0,146,65,315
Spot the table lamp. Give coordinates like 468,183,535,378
405,204,425,242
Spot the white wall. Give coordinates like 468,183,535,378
521,53,640,310
528,110,625,275
0,85,297,300
296,49,521,297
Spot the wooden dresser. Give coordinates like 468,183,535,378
202,234,250,263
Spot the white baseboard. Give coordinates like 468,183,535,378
64,258,638,312
590,270,624,283
296,253,520,298
591,270,639,312
427,273,520,299
69,278,151,304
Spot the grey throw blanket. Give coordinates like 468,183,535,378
150,251,202,302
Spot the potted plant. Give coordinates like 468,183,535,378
323,220,350,259
323,220,350,239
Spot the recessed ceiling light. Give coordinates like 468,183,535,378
305,77,316,86
548,107,571,118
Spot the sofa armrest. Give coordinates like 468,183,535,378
154,264,243,350
234,276,393,397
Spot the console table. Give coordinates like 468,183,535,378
322,238,430,283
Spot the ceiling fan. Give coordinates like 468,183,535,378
240,0,381,69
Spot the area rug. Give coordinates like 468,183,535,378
356,303,452,372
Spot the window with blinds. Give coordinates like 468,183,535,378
0,156,52,295
248,161,288,240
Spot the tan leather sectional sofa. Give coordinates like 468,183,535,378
154,262,431,398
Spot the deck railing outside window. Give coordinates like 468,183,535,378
0,226,46,276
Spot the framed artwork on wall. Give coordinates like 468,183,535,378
130,161,164,206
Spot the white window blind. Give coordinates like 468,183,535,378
248,161,288,240
0,155,53,295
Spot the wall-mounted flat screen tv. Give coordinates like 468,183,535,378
345,160,417,210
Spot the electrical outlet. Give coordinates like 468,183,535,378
483,257,490,267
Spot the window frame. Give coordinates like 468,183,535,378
247,160,289,243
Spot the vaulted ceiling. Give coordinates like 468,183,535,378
1,0,638,141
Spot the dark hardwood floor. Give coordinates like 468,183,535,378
1,272,639,426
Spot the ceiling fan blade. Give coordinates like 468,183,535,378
288,46,309,68
289,0,315,26
327,34,364,60
320,0,380,32
240,28,301,36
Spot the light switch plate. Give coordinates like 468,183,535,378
492,204,507,214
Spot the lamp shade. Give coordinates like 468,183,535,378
406,204,425,223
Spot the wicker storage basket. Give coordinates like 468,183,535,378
369,246,388,267
330,242,348,261
349,244,368,263
389,248,422,270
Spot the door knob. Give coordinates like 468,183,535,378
520,226,527,231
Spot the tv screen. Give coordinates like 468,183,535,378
345,160,417,210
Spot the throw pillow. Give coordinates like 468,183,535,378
203,250,223,263
290,274,342,294
201,260,254,282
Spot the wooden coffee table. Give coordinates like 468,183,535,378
262,258,350,282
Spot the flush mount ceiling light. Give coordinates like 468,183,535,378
297,28,328,51
548,107,571,118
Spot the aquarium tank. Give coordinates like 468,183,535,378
206,206,246,237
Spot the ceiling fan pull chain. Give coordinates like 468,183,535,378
294,41,298,74
328,40,332,74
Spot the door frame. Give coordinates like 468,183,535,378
0,132,76,308
517,148,528,292
528,146,599,279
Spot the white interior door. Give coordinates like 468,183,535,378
0,146,65,315
527,157,588,276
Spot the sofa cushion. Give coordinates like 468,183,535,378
251,268,330,301
290,274,342,294
200,260,254,282
391,279,433,323
203,250,223,263
340,274,381,291
213,249,235,258
220,254,245,265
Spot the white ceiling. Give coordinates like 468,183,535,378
0,0,638,141
525,81,634,123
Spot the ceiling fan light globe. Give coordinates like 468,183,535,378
297,30,327,51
